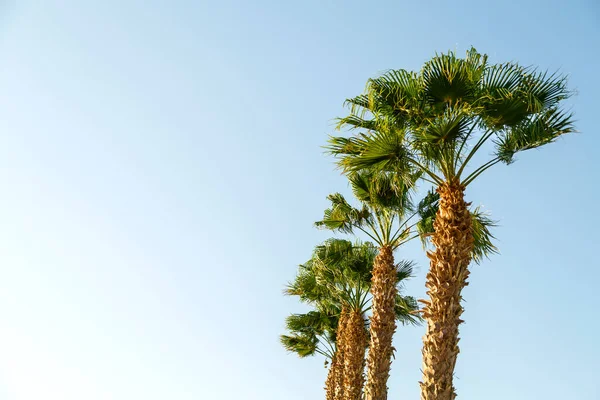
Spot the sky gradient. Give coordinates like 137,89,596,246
0,1,598,399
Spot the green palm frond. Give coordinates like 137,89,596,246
342,241,379,280
285,311,331,336
289,239,381,310
284,262,337,309
336,114,379,131
413,109,472,147
522,69,571,112
394,295,422,326
470,207,499,264
281,307,340,360
280,334,319,358
478,63,532,129
495,107,575,164
348,170,414,214
416,189,439,246
396,260,416,283
365,69,424,124
316,169,421,247
480,62,522,93
343,94,371,114
315,193,373,234
411,108,475,176
312,239,377,291
421,49,484,105
314,238,355,265
327,129,414,178
327,135,365,157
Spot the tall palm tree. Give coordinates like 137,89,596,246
327,48,575,400
316,172,425,400
283,238,420,400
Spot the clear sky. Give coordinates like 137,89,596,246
0,1,597,399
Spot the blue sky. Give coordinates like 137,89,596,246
0,1,598,399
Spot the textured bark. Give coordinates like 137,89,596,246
334,307,350,400
419,181,474,400
364,245,397,400
342,309,367,400
325,354,338,400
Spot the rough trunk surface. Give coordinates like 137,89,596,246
419,181,474,400
326,353,338,400
343,309,367,400
334,307,350,400
364,245,397,400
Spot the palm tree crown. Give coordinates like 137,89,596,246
328,47,575,187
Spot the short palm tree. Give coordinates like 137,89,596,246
283,245,346,400
280,309,341,400
283,238,420,400
328,48,575,400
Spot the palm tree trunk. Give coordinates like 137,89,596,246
419,181,474,400
343,309,367,400
364,245,397,400
326,353,339,400
334,307,350,400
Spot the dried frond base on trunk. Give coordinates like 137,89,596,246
365,245,397,400
343,310,367,400
326,354,338,400
420,181,474,400
335,308,350,400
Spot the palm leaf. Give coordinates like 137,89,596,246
280,334,319,358
421,49,482,105
396,259,416,283
348,170,414,214
315,193,373,234
394,295,422,326
495,107,575,164
470,207,498,264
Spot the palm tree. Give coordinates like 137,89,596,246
314,240,375,400
283,245,347,400
280,309,341,400
327,48,575,400
316,172,425,400
283,238,420,400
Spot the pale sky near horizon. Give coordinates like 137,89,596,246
0,1,598,399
